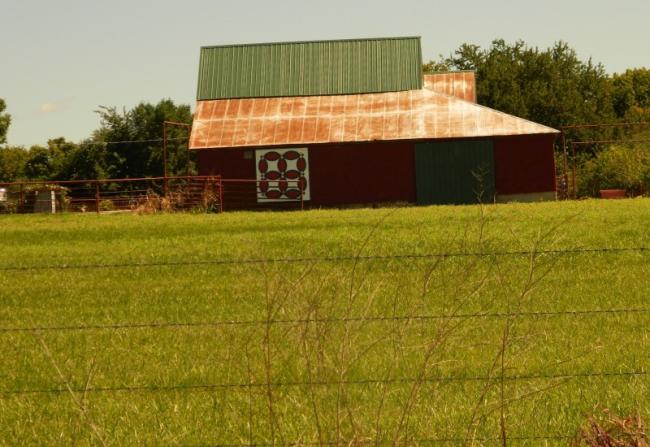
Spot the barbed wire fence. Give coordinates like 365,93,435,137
1,245,649,445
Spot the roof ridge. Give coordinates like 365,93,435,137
200,36,421,50
423,70,476,75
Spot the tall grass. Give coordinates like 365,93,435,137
0,199,649,445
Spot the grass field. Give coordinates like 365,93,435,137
1,199,649,446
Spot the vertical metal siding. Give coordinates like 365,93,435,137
493,135,557,194
414,140,496,205
196,37,423,100
309,142,416,205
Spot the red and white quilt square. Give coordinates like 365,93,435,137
255,148,310,202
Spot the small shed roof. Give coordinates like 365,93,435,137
423,72,476,103
189,88,558,150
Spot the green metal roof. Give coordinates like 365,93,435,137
196,37,423,100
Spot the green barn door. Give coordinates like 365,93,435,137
414,140,495,205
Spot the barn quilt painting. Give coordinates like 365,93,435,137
255,148,310,202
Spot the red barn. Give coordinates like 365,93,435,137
189,37,558,208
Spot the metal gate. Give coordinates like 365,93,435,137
414,140,495,205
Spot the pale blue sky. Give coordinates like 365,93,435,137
1,0,648,147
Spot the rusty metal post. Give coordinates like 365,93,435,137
162,123,168,197
202,177,208,208
561,132,570,200
19,183,24,213
218,177,223,213
187,145,191,178
95,182,100,214
299,180,304,211
571,142,578,199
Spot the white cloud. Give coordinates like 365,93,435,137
39,102,62,113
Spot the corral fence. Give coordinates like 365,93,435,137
0,176,306,214
558,121,650,199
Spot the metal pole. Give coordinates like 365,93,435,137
571,143,578,199
299,180,304,211
218,177,223,213
19,183,24,213
202,177,208,208
186,145,191,178
95,182,100,214
561,132,569,200
162,123,168,196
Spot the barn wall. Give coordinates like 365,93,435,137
197,149,254,178
197,149,259,209
196,134,557,208
309,141,415,205
493,134,557,196
196,141,416,207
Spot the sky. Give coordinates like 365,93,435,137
1,0,649,148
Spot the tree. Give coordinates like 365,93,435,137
0,99,11,145
46,137,80,179
19,137,108,181
0,99,192,182
0,146,29,182
57,140,108,180
425,39,616,129
611,68,650,119
93,99,192,179
23,145,52,180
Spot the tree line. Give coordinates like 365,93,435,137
425,39,650,130
1,39,649,185
0,100,192,183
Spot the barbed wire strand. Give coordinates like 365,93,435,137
2,307,650,334
2,370,647,397
1,246,648,273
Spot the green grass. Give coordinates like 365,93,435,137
1,199,649,446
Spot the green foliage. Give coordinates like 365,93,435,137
611,68,650,119
19,138,106,181
22,145,51,179
0,99,191,182
0,98,10,145
93,99,192,179
426,39,615,129
422,59,452,73
55,139,108,181
578,142,650,196
0,146,29,182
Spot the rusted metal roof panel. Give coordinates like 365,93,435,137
423,72,476,103
196,37,423,100
189,89,558,150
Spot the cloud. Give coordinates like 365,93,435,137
39,102,62,113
